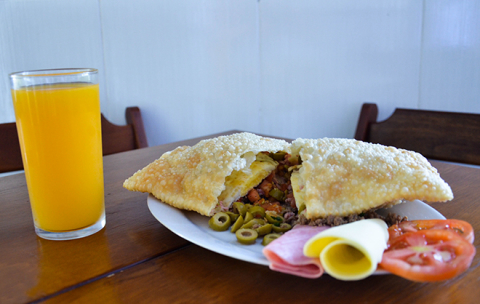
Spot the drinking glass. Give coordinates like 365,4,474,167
10,68,106,240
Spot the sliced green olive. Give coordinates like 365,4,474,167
272,223,292,233
236,228,258,245
270,151,287,161
255,224,273,236
262,233,281,246
269,188,285,202
249,206,266,218
265,212,284,225
245,203,253,210
225,211,239,222
232,202,247,217
241,218,265,229
208,212,231,231
243,211,254,224
230,215,244,233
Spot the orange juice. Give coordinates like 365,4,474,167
12,83,105,232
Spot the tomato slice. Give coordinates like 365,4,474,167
380,229,476,282
388,219,474,244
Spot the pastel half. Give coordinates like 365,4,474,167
290,138,453,218
123,132,289,216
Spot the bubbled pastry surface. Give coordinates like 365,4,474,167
290,138,453,218
123,133,290,216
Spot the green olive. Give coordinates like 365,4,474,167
232,202,247,217
265,212,284,225
270,151,287,161
249,206,266,218
241,218,265,229
262,233,281,246
226,211,239,222
269,188,285,202
236,228,258,245
208,212,231,231
272,223,292,233
255,224,273,236
230,215,244,233
245,203,253,210
243,211,254,224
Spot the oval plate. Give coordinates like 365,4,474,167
147,195,445,269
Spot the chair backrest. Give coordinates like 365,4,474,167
0,106,148,173
101,107,148,155
354,103,480,165
0,122,23,173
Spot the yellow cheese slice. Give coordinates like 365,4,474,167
303,219,388,280
290,171,305,210
218,153,278,206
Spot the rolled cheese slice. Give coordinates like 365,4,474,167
303,219,388,280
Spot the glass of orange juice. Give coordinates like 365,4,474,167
10,68,105,240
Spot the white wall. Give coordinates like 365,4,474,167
1,0,479,147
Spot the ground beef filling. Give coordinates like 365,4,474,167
231,151,407,228
293,210,408,228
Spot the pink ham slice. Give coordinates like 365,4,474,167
262,225,329,278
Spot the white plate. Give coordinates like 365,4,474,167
147,195,445,267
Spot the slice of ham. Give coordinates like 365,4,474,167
262,225,329,278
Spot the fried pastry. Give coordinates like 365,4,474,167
290,138,453,219
124,133,453,221
123,132,290,216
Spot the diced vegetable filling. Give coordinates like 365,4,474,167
237,151,298,217
230,151,407,228
215,151,408,245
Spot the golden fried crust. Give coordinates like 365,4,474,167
123,133,290,216
291,138,453,218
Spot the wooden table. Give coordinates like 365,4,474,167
1,131,479,304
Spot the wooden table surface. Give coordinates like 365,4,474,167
1,131,479,304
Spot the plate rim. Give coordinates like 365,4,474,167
147,195,446,268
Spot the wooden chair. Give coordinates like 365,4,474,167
0,106,148,173
354,103,480,165
101,107,149,155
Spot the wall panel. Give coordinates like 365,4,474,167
0,0,106,122
1,0,479,147
99,0,261,145
419,0,480,113
259,0,424,139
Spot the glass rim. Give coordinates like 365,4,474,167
9,68,98,79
